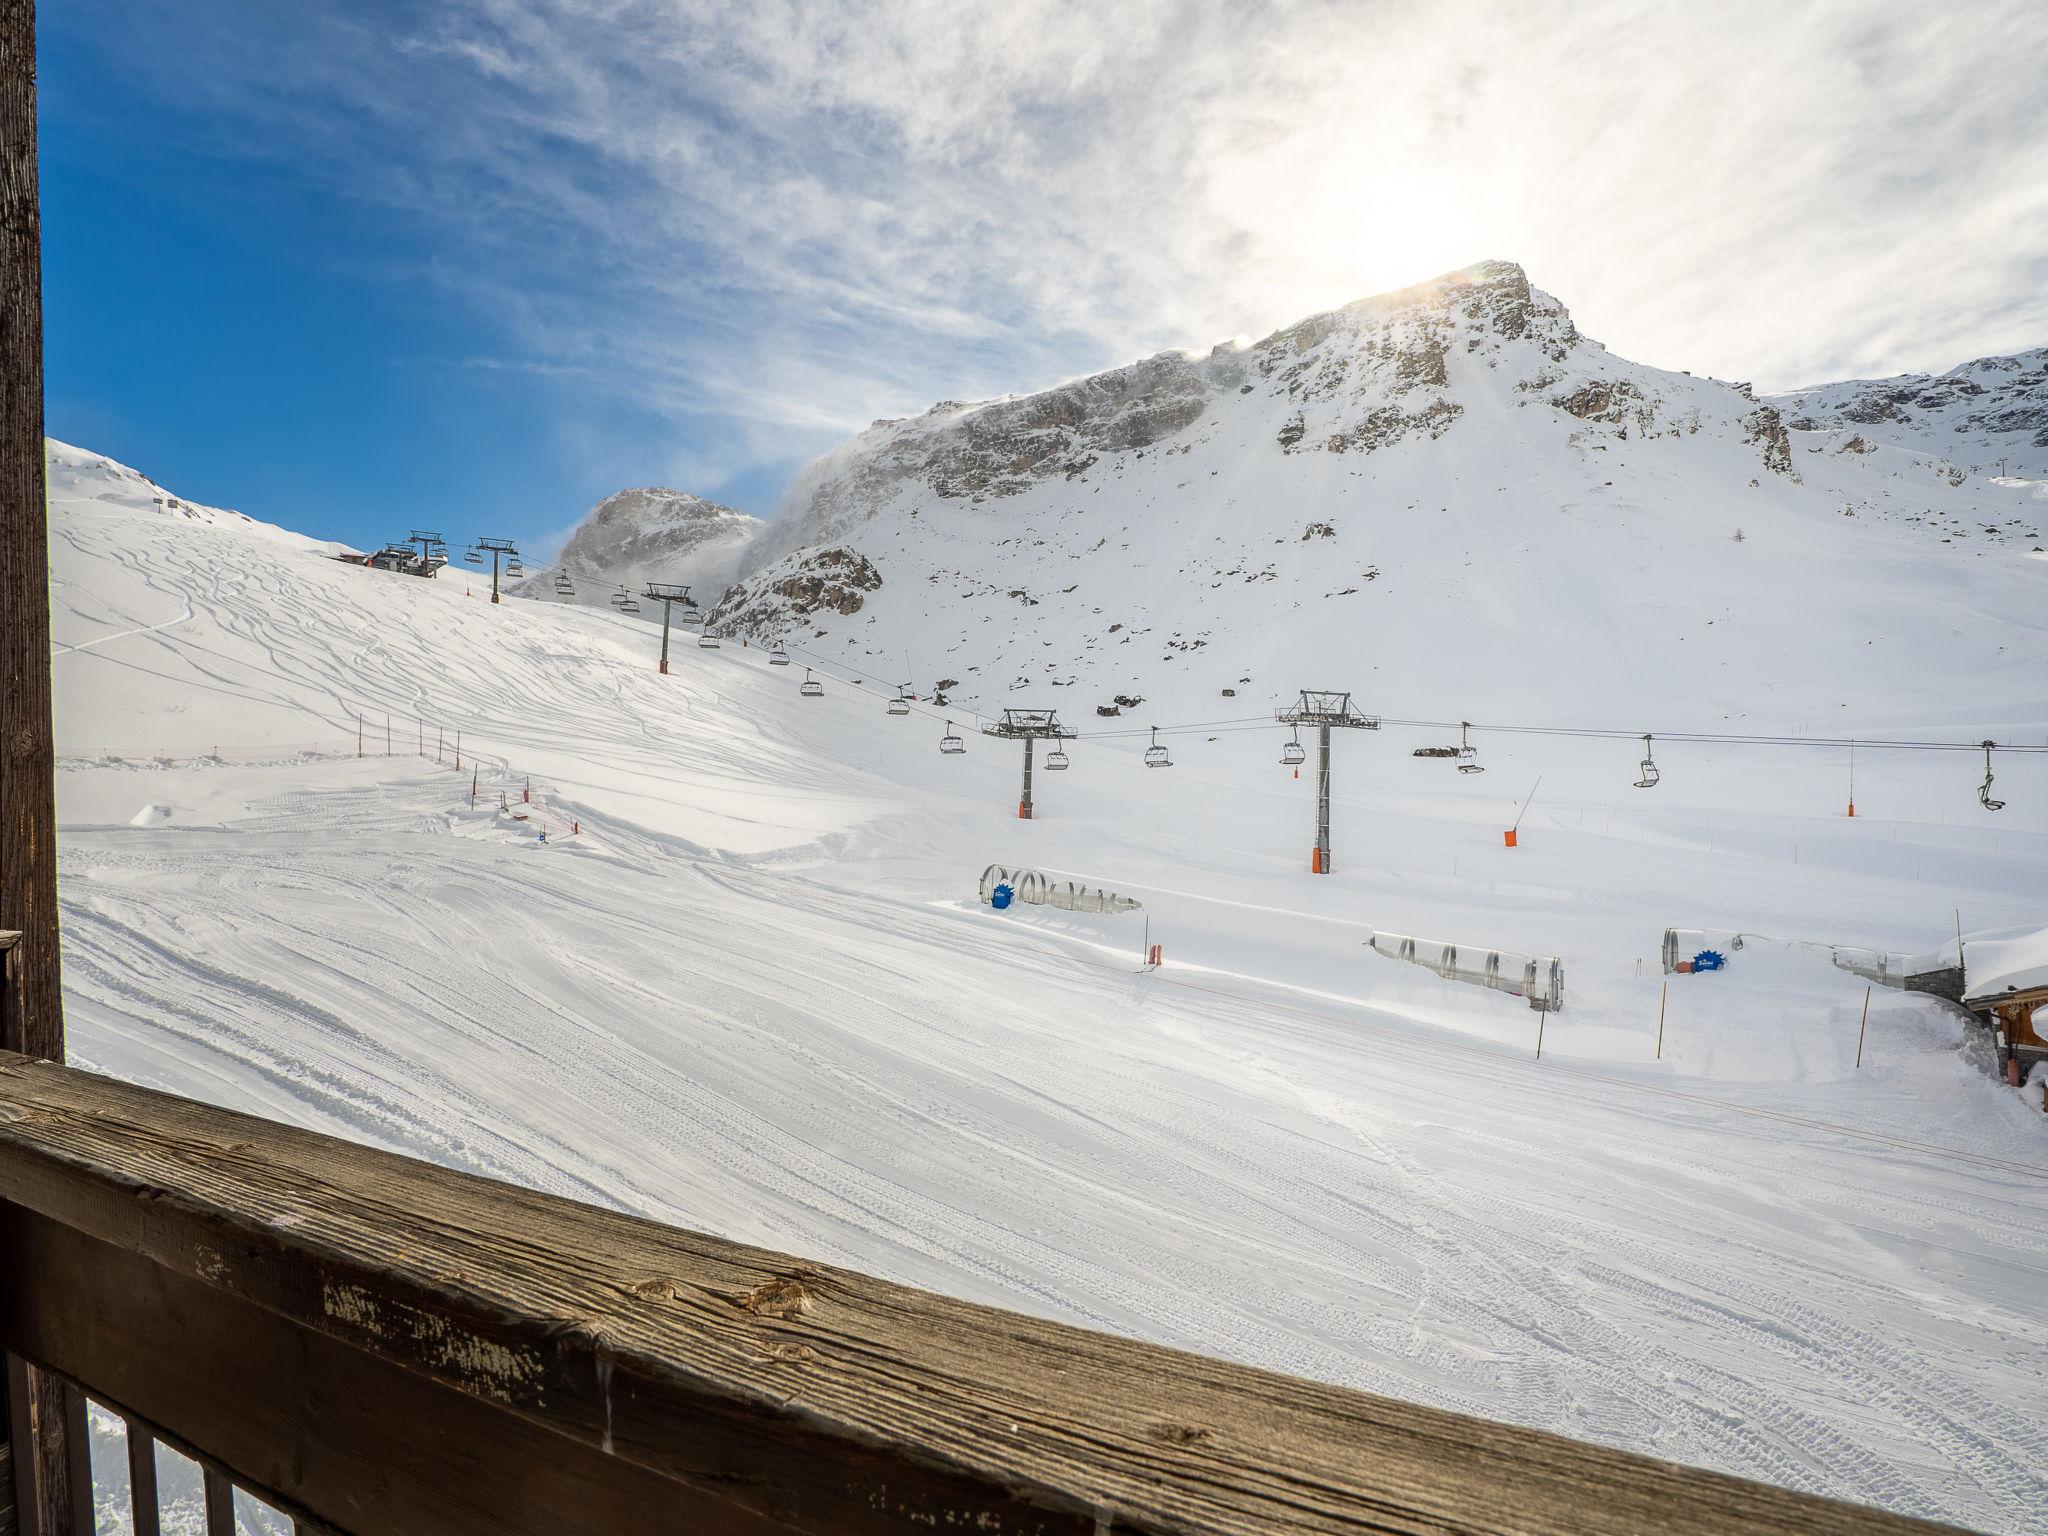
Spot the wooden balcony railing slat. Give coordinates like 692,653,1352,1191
0,1053,1964,1536
2,1353,26,1536
53,1389,84,1536
202,1468,234,1536
124,1420,160,1536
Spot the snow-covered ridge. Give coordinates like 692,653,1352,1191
749,260,1795,564
1770,345,2048,479
46,438,344,554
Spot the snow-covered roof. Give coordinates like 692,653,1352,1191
1964,924,2048,1003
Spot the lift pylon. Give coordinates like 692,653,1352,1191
1275,691,1380,874
469,538,519,604
981,708,1076,820
639,583,696,674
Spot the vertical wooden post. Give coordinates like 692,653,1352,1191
1,10,84,1534
1855,985,1870,1069
1656,980,1667,1060
0,0,57,1062
1534,1006,1546,1059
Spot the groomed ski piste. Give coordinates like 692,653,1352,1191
48,442,2048,1534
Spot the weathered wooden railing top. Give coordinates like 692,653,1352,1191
0,1051,1960,1535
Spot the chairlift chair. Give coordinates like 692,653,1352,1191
1144,727,1172,768
698,630,720,649
768,646,790,666
1979,740,2005,811
887,689,911,716
939,721,965,755
799,669,824,699
1281,730,1306,767
1456,721,1485,774
1045,744,1069,770
464,550,483,565
1635,734,1661,790
507,559,524,576
620,598,641,614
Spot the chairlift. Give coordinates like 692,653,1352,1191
1045,744,1070,771
1281,729,1306,767
619,598,640,614
1635,733,1661,789
506,559,524,576
464,550,483,566
1456,721,1485,774
939,721,965,755
768,646,790,666
1979,740,2005,811
610,586,626,607
1144,727,1172,768
698,630,721,649
887,688,911,716
800,669,824,698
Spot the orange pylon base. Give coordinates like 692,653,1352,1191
1311,846,1323,874
1019,802,1033,819
659,660,668,674
1847,801,1856,817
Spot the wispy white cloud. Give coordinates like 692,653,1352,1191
64,0,2048,501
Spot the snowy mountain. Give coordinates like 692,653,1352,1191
712,261,2046,730
1771,346,2048,480
524,485,765,606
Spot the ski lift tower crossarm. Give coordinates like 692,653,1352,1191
1276,690,1380,874
981,708,1076,820
639,582,696,674
469,537,520,604
406,530,447,572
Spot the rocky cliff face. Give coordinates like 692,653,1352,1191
1769,347,2048,478
533,486,766,605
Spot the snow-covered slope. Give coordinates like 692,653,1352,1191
45,438,2048,1532
522,485,765,607
1772,347,2048,481
713,262,2046,736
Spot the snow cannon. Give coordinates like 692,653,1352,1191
990,882,1014,911
1691,949,1727,973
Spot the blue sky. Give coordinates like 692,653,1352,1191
40,1,2048,555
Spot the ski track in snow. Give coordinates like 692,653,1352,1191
47,464,2048,1535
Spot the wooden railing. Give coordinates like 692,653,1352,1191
0,1048,1962,1536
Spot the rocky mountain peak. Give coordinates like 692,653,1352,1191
543,485,767,604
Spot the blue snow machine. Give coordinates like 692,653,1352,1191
990,882,1014,911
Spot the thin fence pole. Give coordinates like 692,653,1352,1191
1535,1008,1546,1059
1656,980,1667,1060
1855,985,1870,1069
